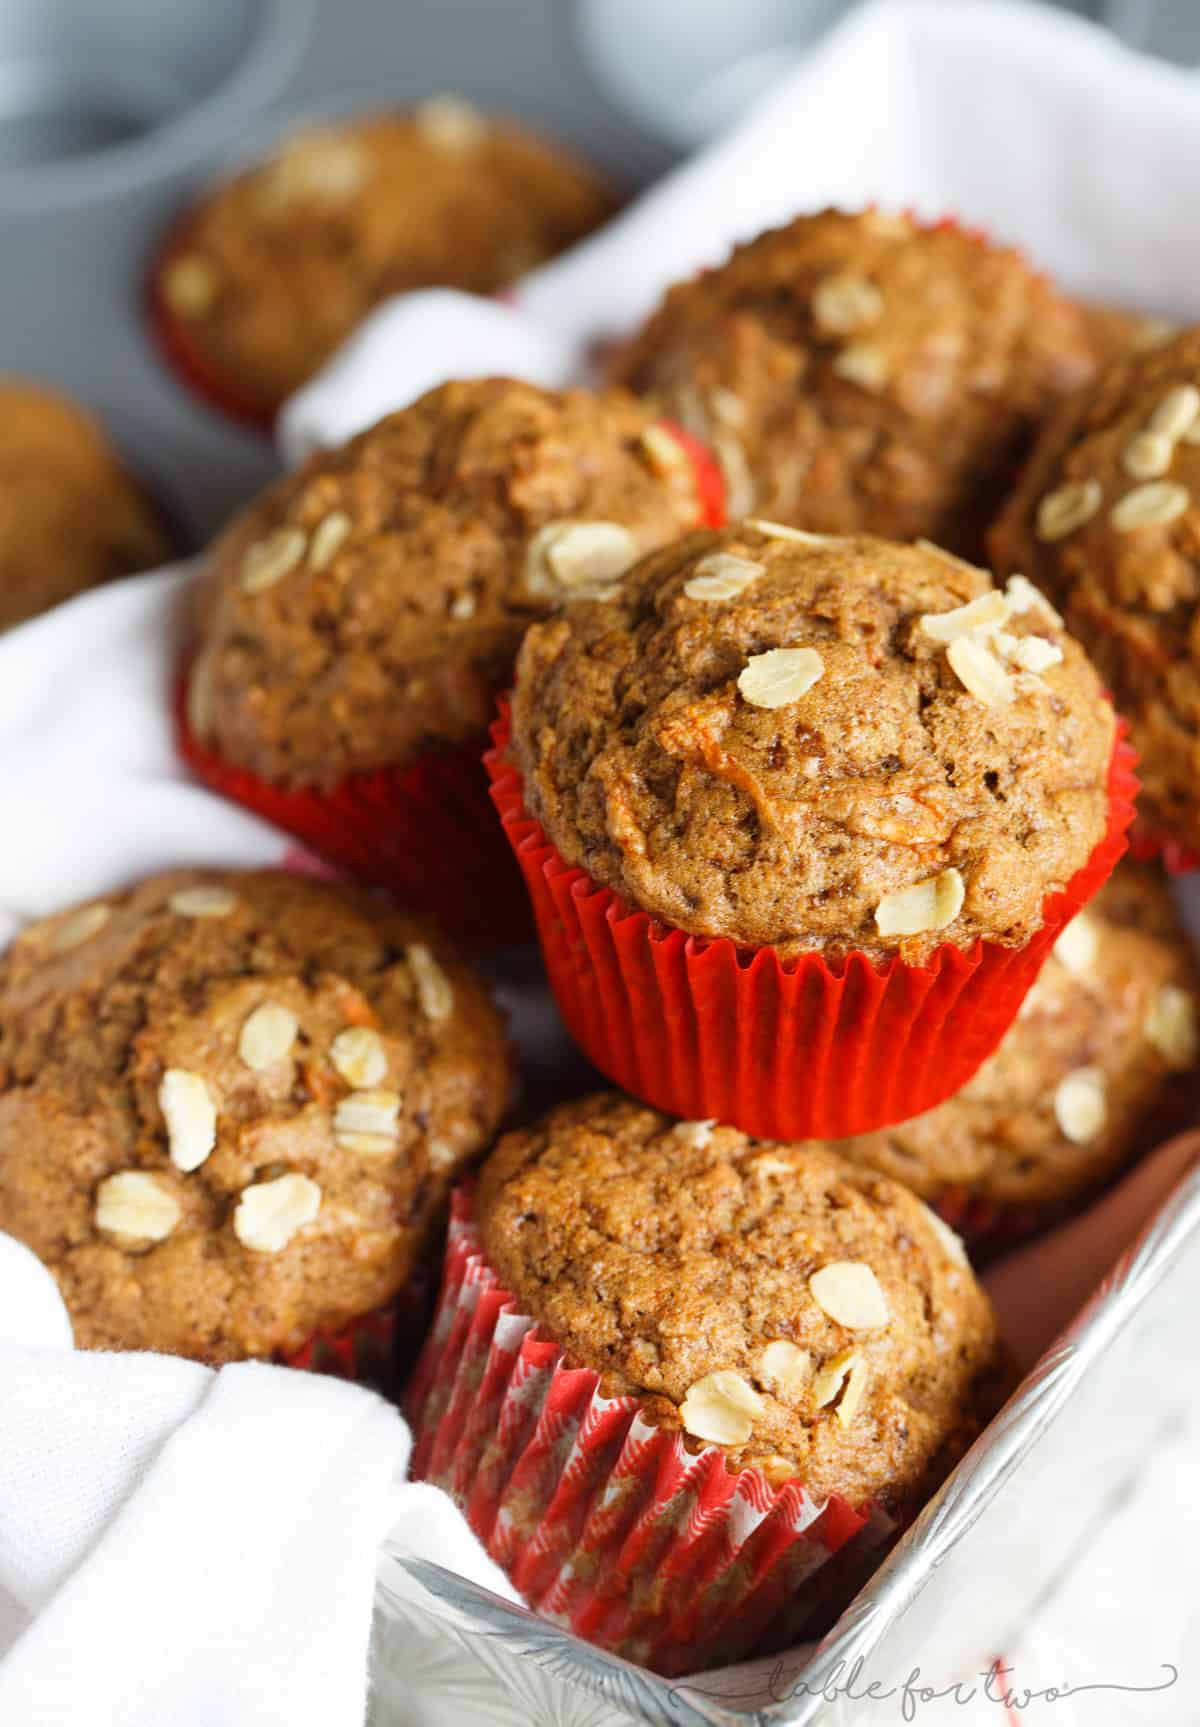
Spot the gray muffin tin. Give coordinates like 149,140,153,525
0,0,676,546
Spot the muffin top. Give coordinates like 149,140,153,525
477,1093,998,1508
989,328,1200,850
0,870,509,1362
833,864,1199,1211
156,101,615,415
0,380,171,631
611,209,1100,558
187,378,713,788
511,523,1115,963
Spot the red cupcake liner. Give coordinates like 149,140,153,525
407,1190,884,1676
282,1304,398,1391
176,673,532,951
655,419,727,528
486,703,1137,1139
1128,826,1199,876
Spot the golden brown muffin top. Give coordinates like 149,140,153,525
477,1092,998,1509
833,864,1199,1212
511,523,1115,963
188,378,712,788
990,327,1200,852
614,206,1105,559
158,102,616,413
0,870,509,1363
610,209,1099,558
0,380,170,631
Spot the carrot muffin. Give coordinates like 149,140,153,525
152,99,616,421
476,1093,998,1504
830,863,1199,1232
411,1093,999,1670
990,328,1200,857
511,524,1116,965
611,209,1101,558
0,380,171,631
187,378,716,790
0,869,509,1363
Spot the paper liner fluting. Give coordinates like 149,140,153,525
406,1191,878,1676
486,703,1137,1139
176,674,531,951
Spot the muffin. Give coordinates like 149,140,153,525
0,380,171,631
180,378,722,946
0,869,509,1367
990,328,1200,865
150,98,616,424
492,522,1132,1136
409,1092,1000,1673
611,209,1102,559
830,863,1199,1244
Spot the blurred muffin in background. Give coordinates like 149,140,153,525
0,381,171,631
611,208,1104,558
829,863,1200,1243
151,98,617,424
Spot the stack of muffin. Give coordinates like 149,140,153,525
4,190,1199,1676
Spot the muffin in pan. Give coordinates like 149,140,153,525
611,209,1102,559
409,1092,1000,1674
150,98,616,425
179,378,721,946
829,862,1200,1245
989,327,1200,866
0,380,172,632
0,870,509,1368
493,522,1132,1137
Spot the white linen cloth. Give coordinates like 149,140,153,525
5,2,1200,1722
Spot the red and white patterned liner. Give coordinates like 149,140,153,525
283,1304,397,1389
485,703,1138,1140
407,1190,882,1677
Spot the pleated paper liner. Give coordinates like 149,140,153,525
406,1190,886,1676
282,1305,398,1392
175,674,533,952
486,703,1138,1139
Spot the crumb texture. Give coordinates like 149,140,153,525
990,328,1200,852
611,209,1100,557
0,870,509,1362
833,863,1200,1212
189,379,708,786
477,1093,999,1509
511,526,1114,962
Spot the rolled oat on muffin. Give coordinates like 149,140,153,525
409,1092,1000,1673
829,863,1199,1243
150,101,616,423
180,378,720,944
0,870,509,1366
0,380,171,631
611,209,1102,558
990,327,1200,865
493,524,1132,1137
